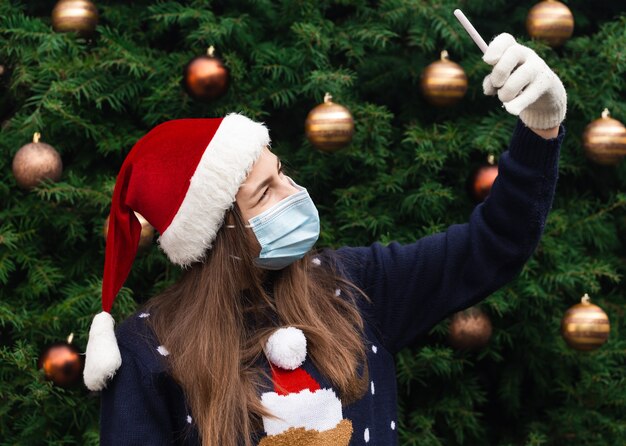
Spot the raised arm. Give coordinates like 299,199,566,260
334,118,565,354
332,31,568,354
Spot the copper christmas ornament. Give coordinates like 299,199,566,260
420,50,468,107
582,108,626,166
182,46,230,102
12,132,63,190
37,333,85,388
469,154,499,203
305,92,355,152
561,293,610,351
51,0,99,37
525,0,574,48
448,306,493,351
104,212,155,252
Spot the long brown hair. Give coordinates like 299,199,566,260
141,204,371,445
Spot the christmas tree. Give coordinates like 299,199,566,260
1,0,625,444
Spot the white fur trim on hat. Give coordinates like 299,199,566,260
264,327,307,370
261,388,343,435
83,311,122,391
158,113,270,267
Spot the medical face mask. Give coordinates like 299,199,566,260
247,179,320,270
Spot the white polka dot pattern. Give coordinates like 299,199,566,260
335,288,341,296
187,415,192,424
312,257,321,266
372,345,378,354
364,427,370,442
138,312,150,318
371,381,375,395
391,420,396,430
156,345,170,356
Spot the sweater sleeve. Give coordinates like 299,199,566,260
100,343,174,446
333,118,566,355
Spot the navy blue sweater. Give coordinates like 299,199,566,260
100,118,566,445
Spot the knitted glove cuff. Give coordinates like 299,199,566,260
519,97,567,129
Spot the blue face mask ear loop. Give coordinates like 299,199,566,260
224,225,253,261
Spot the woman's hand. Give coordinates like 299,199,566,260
482,33,567,131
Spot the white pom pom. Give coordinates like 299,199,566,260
83,311,122,391
264,327,307,370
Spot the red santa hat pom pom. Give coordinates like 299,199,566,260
264,327,307,370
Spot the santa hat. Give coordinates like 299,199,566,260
83,113,270,391
264,327,322,396
261,327,345,435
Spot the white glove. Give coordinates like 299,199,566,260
482,33,567,130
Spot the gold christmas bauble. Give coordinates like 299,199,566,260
561,294,610,351
582,108,626,166
469,154,499,203
37,333,84,388
104,212,155,252
305,92,355,152
525,0,574,48
12,133,63,190
448,306,493,351
182,46,230,102
420,50,468,107
51,0,99,37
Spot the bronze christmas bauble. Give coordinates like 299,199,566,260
305,92,355,152
182,46,230,102
51,0,99,37
104,211,155,252
561,293,610,351
12,132,63,190
37,333,84,388
582,108,626,166
420,50,468,107
525,0,574,48
448,306,493,351
469,154,499,203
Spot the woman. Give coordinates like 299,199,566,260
84,33,567,445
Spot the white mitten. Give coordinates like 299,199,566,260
482,33,567,130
